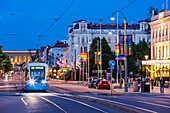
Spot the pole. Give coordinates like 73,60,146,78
111,69,113,95
100,19,102,78
120,61,122,88
124,17,128,92
74,49,76,81
116,11,119,86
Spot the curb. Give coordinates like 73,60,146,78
70,94,139,113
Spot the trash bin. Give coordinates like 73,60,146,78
133,81,138,92
144,81,150,92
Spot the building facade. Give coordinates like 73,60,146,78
67,20,150,70
41,41,68,68
144,9,170,81
3,50,36,72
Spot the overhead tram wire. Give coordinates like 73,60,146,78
119,0,138,12
36,0,76,49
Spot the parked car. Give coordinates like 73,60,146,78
88,80,96,88
96,79,110,89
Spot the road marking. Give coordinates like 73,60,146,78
156,101,169,104
52,94,108,113
81,95,157,113
40,96,67,113
21,98,27,106
138,101,170,109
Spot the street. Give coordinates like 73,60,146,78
0,77,170,113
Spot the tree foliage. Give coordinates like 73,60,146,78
0,46,13,72
127,40,150,75
89,37,114,75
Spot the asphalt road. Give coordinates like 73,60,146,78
0,78,170,113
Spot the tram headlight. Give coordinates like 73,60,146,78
41,80,47,84
29,79,35,85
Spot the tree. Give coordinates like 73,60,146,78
145,6,159,22
127,40,150,77
0,46,13,72
89,37,114,76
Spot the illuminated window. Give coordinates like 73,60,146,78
28,56,31,62
19,56,22,63
14,56,18,63
24,56,26,62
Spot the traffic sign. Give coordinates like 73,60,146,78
108,60,116,67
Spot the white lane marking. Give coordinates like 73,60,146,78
156,101,169,104
21,98,27,106
80,95,157,113
138,101,170,109
40,96,67,113
52,95,108,113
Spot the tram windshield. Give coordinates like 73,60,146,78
30,66,45,81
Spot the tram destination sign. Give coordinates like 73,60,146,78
31,66,44,70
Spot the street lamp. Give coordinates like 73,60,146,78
99,19,102,78
74,44,78,81
145,55,149,78
111,11,128,92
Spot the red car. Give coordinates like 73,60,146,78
96,80,110,89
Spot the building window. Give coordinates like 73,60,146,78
81,24,86,31
115,37,117,43
108,37,111,43
81,47,83,52
142,25,146,31
28,56,31,62
86,37,88,43
166,28,168,35
19,56,22,63
155,30,157,37
82,37,84,43
14,56,18,63
78,37,80,43
152,31,154,38
159,29,161,37
162,29,164,36
24,56,26,62
84,47,87,52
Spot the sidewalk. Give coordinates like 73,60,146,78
49,79,170,96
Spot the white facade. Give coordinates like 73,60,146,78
67,20,150,69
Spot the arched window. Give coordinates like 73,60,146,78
28,56,31,62
14,56,18,63
24,56,27,62
19,56,22,63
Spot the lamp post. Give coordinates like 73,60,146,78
99,19,102,78
144,55,149,78
111,11,128,92
88,42,92,85
74,44,78,81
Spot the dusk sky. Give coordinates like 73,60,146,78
0,0,167,50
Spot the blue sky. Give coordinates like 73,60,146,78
0,0,166,50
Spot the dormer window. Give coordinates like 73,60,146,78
142,25,146,31
81,24,86,31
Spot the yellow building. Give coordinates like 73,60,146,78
3,50,36,72
142,8,170,81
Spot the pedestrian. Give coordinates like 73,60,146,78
151,79,154,89
160,78,165,93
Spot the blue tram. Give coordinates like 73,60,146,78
22,62,49,91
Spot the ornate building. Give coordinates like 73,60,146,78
67,20,150,70
3,50,36,72
143,8,170,81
